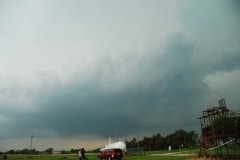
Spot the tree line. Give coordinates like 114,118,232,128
1,129,199,154
126,129,199,151
1,148,82,155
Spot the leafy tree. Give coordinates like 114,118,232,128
127,129,198,151
151,133,164,150
6,149,15,154
45,148,54,154
140,136,152,151
61,150,69,154
212,116,240,135
127,137,138,148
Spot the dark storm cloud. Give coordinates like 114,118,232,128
0,34,218,138
2,29,240,139
2,30,240,141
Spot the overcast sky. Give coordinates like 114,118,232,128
0,0,240,151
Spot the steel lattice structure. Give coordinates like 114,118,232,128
198,99,240,159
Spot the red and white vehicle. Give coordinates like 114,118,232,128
98,140,126,160
97,148,123,160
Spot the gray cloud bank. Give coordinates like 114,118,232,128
0,0,240,150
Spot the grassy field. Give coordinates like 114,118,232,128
5,149,198,160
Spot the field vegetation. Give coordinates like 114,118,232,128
3,149,198,160
1,129,200,160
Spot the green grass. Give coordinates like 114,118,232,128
6,149,197,160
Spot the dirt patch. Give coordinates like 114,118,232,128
186,158,223,160
151,152,196,157
151,152,230,159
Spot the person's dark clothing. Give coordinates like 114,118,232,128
81,148,85,160
3,154,7,160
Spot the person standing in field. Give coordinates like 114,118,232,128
3,153,7,160
81,148,86,160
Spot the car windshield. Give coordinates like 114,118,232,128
114,149,122,152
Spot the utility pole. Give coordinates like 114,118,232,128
30,133,33,155
137,132,139,150
184,133,186,149
125,124,127,145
